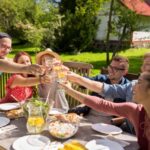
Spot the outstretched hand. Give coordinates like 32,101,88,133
58,81,72,91
25,64,46,75
40,74,52,84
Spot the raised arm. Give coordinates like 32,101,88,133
0,59,45,75
59,81,139,134
67,72,104,93
9,74,52,88
67,72,135,101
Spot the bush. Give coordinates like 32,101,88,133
54,0,103,54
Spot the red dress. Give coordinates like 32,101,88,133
0,74,33,103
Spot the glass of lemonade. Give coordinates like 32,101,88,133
53,63,67,82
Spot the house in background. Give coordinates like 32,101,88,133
132,31,150,48
95,0,150,49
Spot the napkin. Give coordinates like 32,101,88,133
0,124,17,134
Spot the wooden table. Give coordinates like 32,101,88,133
0,111,139,150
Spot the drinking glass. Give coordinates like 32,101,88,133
44,57,54,76
53,63,67,82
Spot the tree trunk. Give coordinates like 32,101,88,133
112,23,127,57
105,0,114,65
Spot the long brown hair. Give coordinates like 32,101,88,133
13,51,34,78
13,51,32,64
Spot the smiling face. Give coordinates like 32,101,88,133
133,72,150,104
40,54,56,66
17,55,31,65
107,58,128,83
0,38,12,58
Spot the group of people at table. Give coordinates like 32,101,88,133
0,32,150,150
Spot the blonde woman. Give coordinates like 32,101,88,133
36,48,69,112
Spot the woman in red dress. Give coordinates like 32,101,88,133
0,51,51,103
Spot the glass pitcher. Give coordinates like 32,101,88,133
26,102,45,134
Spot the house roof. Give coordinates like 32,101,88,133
120,0,150,16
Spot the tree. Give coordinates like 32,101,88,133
111,0,141,56
103,0,142,63
54,0,104,53
105,0,114,65
0,0,60,48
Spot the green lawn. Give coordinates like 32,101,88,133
8,47,150,76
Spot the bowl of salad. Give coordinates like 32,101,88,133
48,113,80,139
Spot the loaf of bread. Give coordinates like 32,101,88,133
5,108,23,119
55,113,80,123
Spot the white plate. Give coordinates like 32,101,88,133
85,139,124,150
0,103,20,111
49,108,67,115
13,135,50,150
0,117,10,128
44,142,63,150
92,123,122,135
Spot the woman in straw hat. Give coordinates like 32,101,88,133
36,48,69,112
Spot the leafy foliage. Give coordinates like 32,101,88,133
0,0,61,48
54,0,104,53
111,0,142,41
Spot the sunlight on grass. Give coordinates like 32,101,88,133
8,48,150,76
61,48,150,75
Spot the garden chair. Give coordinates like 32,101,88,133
101,67,139,80
0,73,11,99
63,61,93,108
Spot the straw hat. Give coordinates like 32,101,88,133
36,48,61,64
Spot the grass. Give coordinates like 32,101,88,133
8,47,150,76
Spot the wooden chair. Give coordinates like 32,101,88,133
100,67,108,74
0,73,11,99
63,61,93,108
124,73,139,80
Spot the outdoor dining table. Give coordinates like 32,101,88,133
0,110,139,150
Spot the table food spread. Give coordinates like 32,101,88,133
0,101,138,150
